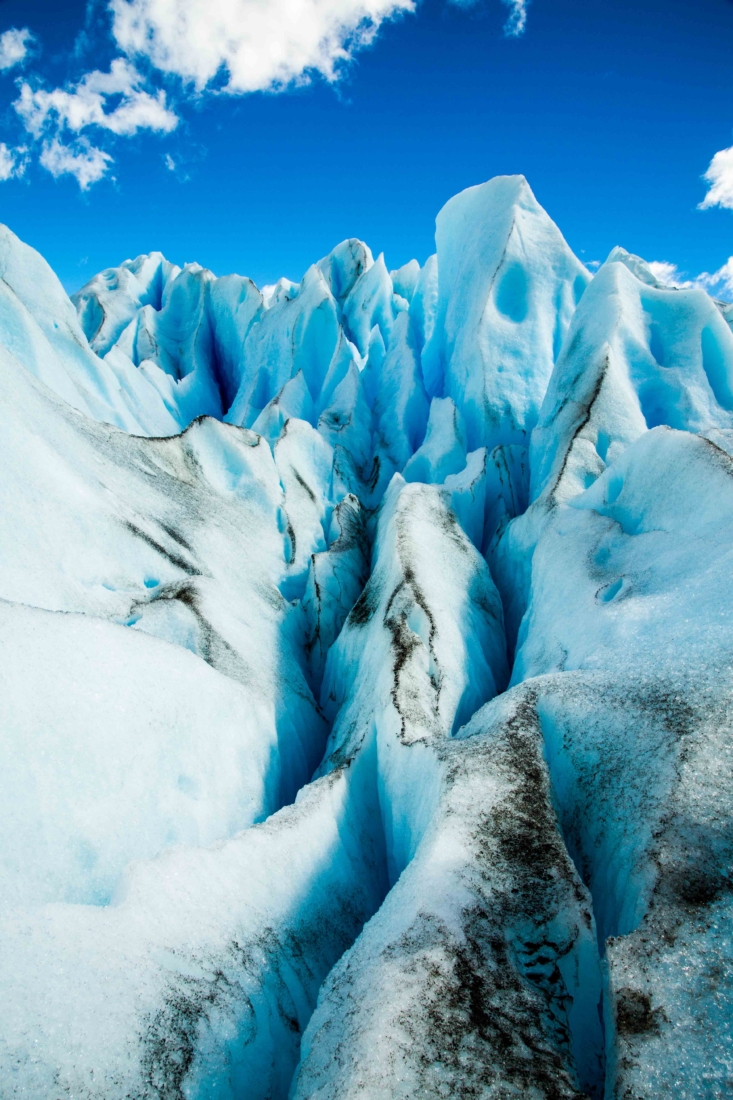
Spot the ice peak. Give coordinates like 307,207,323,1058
422,173,589,450
317,238,373,301
604,245,665,288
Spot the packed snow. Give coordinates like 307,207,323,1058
0,175,731,1099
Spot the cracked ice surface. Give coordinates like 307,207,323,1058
0,175,732,1098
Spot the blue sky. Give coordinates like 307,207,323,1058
0,0,732,294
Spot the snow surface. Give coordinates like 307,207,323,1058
0,174,731,1098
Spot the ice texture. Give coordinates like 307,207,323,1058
0,175,731,1099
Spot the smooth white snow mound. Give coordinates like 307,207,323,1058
0,600,278,908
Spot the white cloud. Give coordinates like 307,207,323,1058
648,257,733,302
501,0,528,37
15,59,178,139
110,0,415,94
698,258,733,301
0,27,33,72
162,150,190,179
699,144,733,210
647,260,690,287
39,138,114,190
0,142,28,180
0,144,15,180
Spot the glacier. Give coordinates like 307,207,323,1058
0,173,731,1099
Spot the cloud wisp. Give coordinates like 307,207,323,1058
39,139,113,190
0,141,27,180
15,59,178,139
700,144,733,211
0,27,33,72
501,0,528,38
648,256,733,302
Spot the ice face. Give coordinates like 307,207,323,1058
0,174,732,1098
422,176,590,451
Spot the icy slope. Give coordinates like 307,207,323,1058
0,176,732,1099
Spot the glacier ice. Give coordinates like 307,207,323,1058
0,174,732,1099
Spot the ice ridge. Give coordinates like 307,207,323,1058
0,174,732,1099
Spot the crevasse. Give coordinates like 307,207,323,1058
0,175,732,1100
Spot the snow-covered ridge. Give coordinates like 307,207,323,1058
1,175,732,1099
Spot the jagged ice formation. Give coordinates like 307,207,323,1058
1,175,732,1099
